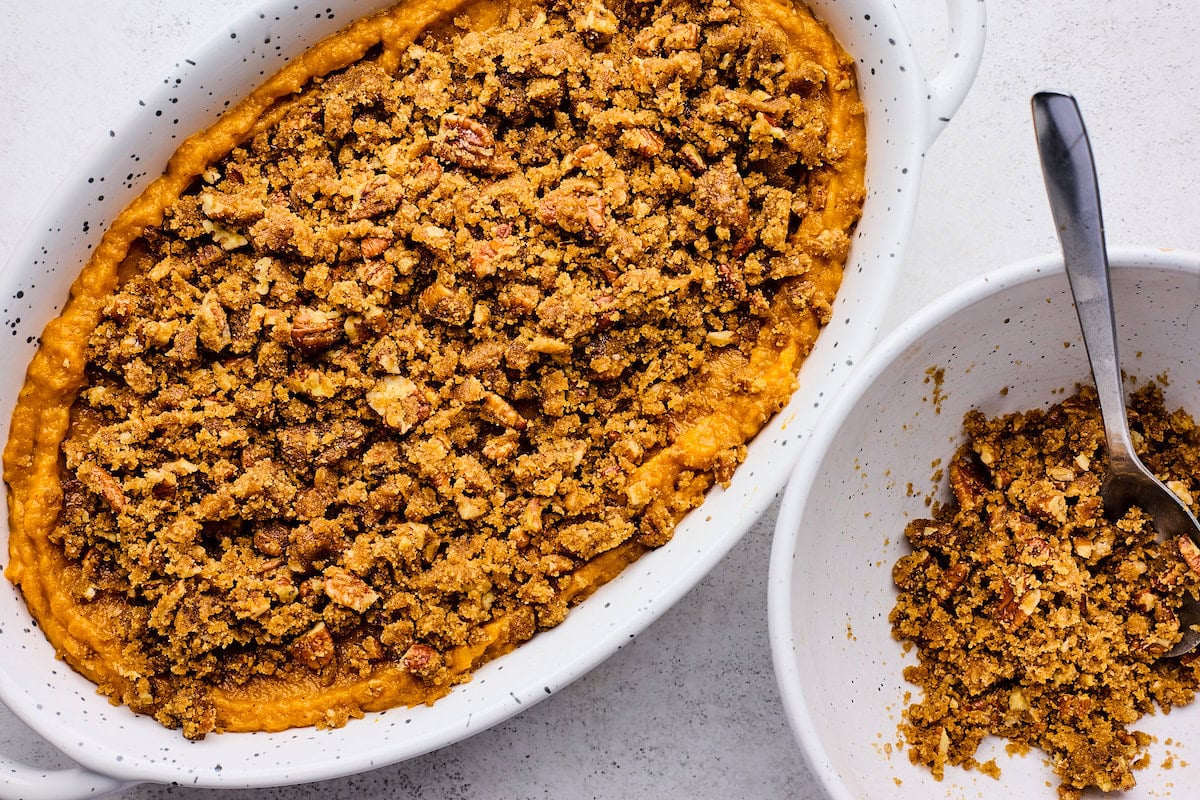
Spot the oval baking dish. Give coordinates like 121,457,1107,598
0,0,984,795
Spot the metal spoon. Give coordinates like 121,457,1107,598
1032,90,1200,657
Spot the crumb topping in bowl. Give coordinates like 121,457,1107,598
892,384,1200,798
5,0,864,738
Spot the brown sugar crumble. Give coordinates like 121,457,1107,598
891,384,1200,798
5,0,866,738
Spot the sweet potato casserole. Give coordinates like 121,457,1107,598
891,385,1200,798
4,0,865,737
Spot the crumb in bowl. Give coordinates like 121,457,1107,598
891,384,1200,798
4,0,866,737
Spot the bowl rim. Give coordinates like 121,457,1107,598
767,245,1200,800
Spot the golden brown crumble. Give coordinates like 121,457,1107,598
16,0,866,737
891,385,1200,798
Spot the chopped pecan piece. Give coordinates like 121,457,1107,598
292,622,335,670
694,159,750,231
480,392,528,431
76,462,127,511
949,454,990,513
903,519,962,553
366,376,431,434
574,0,618,44
678,142,706,172
253,522,289,558
619,128,665,158
1018,536,1053,566
538,184,608,237
1026,484,1068,524
400,643,442,678
1179,536,1200,575
417,281,473,326
663,22,700,50
196,290,232,352
540,554,575,576
322,566,380,613
359,236,391,259
994,585,1041,630
715,262,747,300
1133,589,1157,612
932,561,971,603
277,419,370,469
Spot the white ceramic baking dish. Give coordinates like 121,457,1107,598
0,0,985,796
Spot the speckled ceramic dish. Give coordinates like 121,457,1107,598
0,0,984,795
770,248,1200,800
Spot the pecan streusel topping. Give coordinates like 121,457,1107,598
892,385,1200,798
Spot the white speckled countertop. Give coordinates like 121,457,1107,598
1,2,1199,798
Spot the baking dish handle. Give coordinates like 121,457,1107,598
0,760,132,800
924,0,987,149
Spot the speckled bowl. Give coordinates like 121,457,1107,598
0,0,984,796
769,248,1200,800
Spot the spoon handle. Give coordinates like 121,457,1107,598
1031,91,1138,471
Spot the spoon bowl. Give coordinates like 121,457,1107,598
1033,90,1200,656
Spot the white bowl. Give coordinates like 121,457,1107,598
769,247,1200,800
0,0,985,796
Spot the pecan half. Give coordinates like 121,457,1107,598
408,156,443,194
290,307,342,355
432,114,495,170
348,173,403,220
